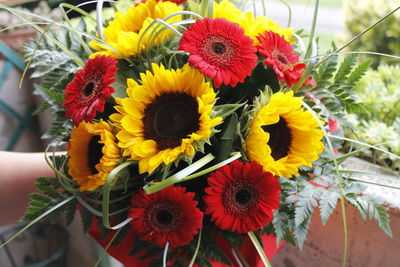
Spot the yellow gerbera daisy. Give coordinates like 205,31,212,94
245,91,324,177
68,120,121,191
213,0,294,45
89,0,182,59
111,63,222,174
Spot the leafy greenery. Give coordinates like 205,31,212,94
20,22,89,141
346,64,400,172
22,177,76,225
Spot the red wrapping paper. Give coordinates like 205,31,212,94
89,225,283,266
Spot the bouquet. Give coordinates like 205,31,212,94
0,0,395,266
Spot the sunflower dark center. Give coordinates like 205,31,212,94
202,35,236,66
83,82,96,97
223,180,260,216
143,92,200,150
261,116,292,161
147,202,182,232
87,135,103,174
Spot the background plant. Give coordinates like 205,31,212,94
346,64,400,173
343,0,400,68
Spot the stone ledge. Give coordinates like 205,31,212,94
344,157,400,209
271,205,400,267
272,157,400,267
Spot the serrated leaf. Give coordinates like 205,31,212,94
289,184,323,227
345,194,392,237
30,193,52,203
293,216,312,249
33,102,51,115
65,200,77,226
80,207,94,233
316,55,338,84
374,205,392,237
319,189,340,225
272,210,290,246
334,53,358,84
347,60,370,85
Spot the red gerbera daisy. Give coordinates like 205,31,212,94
203,160,281,233
257,31,306,88
129,186,203,248
179,17,257,88
63,55,118,126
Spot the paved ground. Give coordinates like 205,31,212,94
244,1,345,34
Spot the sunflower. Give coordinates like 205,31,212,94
129,186,203,248
179,17,257,88
110,64,222,174
89,0,182,59
63,55,117,126
245,91,324,177
204,160,280,233
213,0,293,45
68,120,121,191
257,31,306,88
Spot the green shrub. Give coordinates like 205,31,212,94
347,65,400,172
353,64,400,125
344,0,400,68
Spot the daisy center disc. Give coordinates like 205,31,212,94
223,180,260,216
83,82,96,97
272,49,290,68
261,116,292,161
235,189,252,205
203,36,235,66
148,202,182,232
143,92,200,150
87,135,103,174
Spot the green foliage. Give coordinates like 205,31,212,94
346,64,400,172
20,25,88,141
352,65,400,125
301,51,370,135
345,192,392,237
22,177,76,224
343,0,400,67
319,189,340,225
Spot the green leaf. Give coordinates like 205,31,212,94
30,193,52,203
215,113,238,163
272,210,291,246
214,104,244,119
347,60,370,86
316,54,338,85
293,216,312,249
32,102,51,115
65,199,77,226
319,189,340,225
80,207,94,233
345,194,392,237
374,205,392,237
334,53,357,84
287,184,323,226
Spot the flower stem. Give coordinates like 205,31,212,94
340,195,348,267
248,231,272,267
